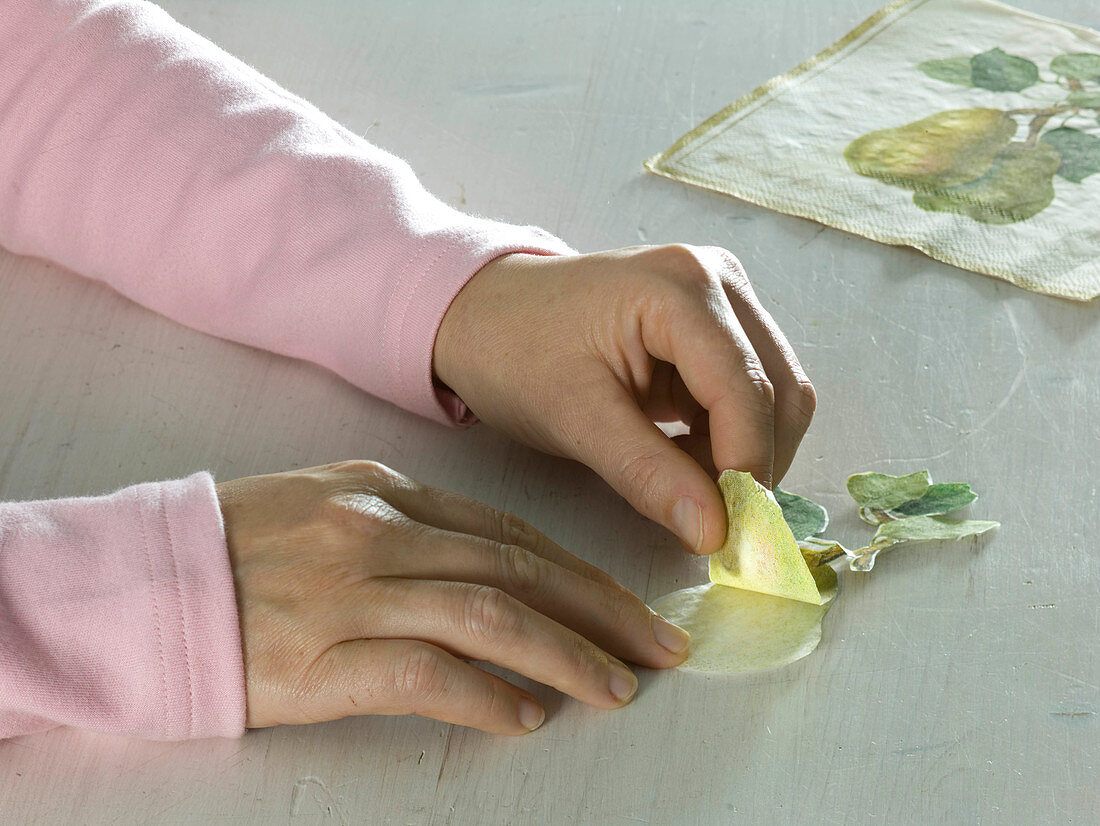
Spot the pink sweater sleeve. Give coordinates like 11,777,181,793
0,473,245,739
0,0,575,739
0,0,577,425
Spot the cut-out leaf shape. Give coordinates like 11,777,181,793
847,470,930,519
914,140,1060,224
798,538,849,568
847,545,886,572
708,470,822,604
845,516,996,573
918,56,974,86
650,564,837,674
872,515,999,545
1068,90,1100,109
774,488,828,541
970,48,1039,92
888,482,977,518
1041,127,1100,183
1050,53,1100,82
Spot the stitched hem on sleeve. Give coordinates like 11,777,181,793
152,472,247,739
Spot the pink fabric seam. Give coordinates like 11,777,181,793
159,487,196,739
136,484,169,736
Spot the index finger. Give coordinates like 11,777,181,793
700,246,817,485
363,468,621,588
639,245,776,489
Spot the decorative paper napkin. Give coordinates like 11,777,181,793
645,0,1100,301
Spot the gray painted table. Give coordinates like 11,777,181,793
1,1,1097,823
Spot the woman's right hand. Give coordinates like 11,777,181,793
216,461,691,735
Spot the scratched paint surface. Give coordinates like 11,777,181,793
0,1,1096,824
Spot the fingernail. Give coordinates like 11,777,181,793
672,497,703,553
652,614,691,654
608,663,638,703
518,697,545,731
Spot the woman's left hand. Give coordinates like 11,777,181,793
434,244,817,556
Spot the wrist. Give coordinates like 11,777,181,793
433,251,528,392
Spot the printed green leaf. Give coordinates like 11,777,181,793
1041,127,1100,183
918,56,974,86
970,48,1039,92
774,489,829,541
1050,53,1100,81
1068,90,1100,109
873,515,999,545
888,483,977,518
846,470,930,514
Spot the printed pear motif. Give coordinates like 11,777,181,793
845,46,1100,224
914,141,1060,224
844,108,1016,191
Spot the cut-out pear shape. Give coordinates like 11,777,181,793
845,108,1017,192
708,470,822,605
650,564,837,674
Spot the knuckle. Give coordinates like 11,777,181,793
330,459,418,498
496,510,539,549
705,246,750,292
463,585,523,644
498,544,546,603
647,244,714,288
322,490,405,540
355,459,390,478
603,586,644,635
789,376,818,424
394,645,448,707
328,459,390,483
743,368,776,412
619,449,667,503
748,367,774,406
650,242,697,265
482,678,510,723
567,633,604,684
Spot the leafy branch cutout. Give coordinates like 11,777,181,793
845,48,1100,223
780,470,998,572
648,470,998,675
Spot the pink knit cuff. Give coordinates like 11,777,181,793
157,472,246,740
0,472,245,740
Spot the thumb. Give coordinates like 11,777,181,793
566,381,727,554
